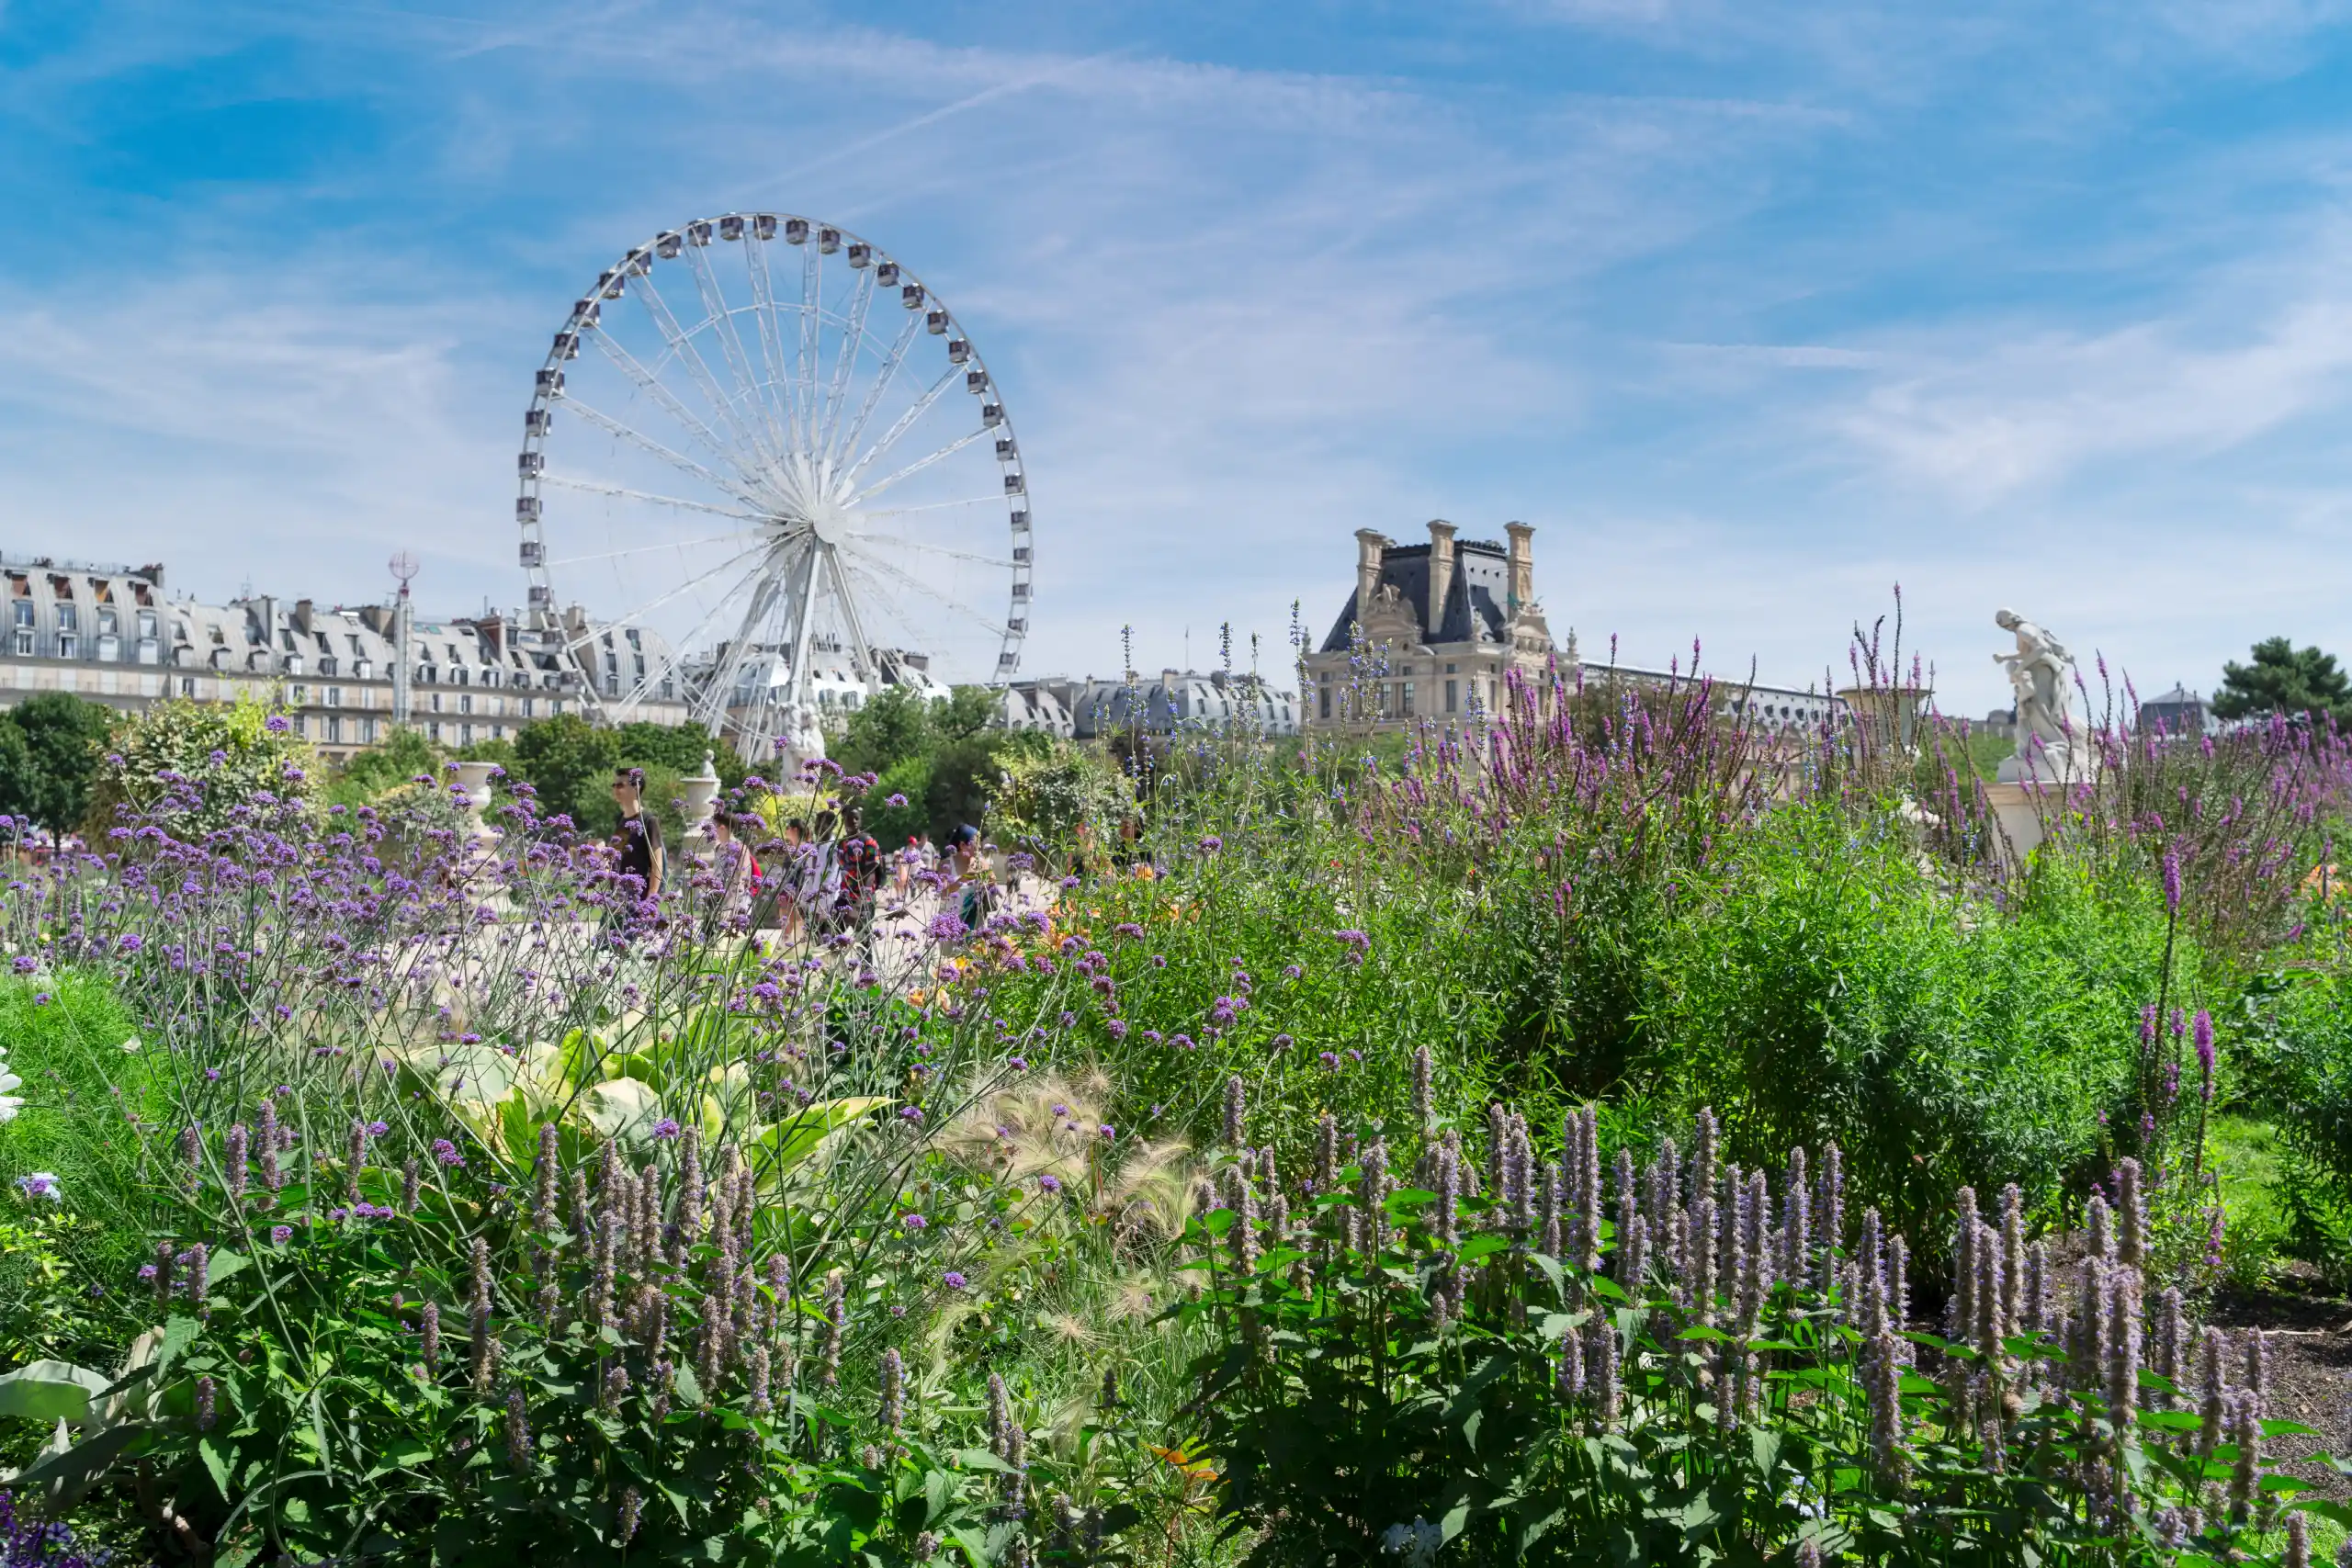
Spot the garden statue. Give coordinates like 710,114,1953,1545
1993,607,2091,782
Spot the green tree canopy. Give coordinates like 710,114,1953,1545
832,686,935,778
0,693,112,833
2213,637,2352,728
509,713,621,833
933,685,1001,743
81,698,316,835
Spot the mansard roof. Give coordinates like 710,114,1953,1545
1317,537,1513,653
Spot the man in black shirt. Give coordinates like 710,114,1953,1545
612,768,665,908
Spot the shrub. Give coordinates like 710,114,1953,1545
1189,1090,2290,1566
80,698,314,837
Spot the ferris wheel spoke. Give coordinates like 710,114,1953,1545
820,546,879,687
631,265,775,474
557,399,774,513
857,495,1004,519
539,472,769,525
839,366,961,491
831,307,922,476
838,542,1009,639
546,529,767,569
684,244,786,467
797,244,822,453
580,328,742,473
559,537,775,657
846,533,1014,568
697,547,797,733
741,236,801,447
849,427,991,504
818,268,876,462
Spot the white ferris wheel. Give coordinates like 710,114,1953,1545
515,212,1033,759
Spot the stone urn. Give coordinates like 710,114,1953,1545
681,750,721,840
451,761,501,841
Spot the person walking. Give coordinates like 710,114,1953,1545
609,767,665,934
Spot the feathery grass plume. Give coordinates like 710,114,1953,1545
2104,1264,2141,1440
1781,1146,1810,1284
401,1157,419,1214
2229,1389,2263,1522
469,1241,495,1393
1721,1166,1748,1320
2154,1287,2186,1409
1266,1190,1291,1266
2115,1158,2146,1269
256,1099,279,1184
2023,1240,2049,1337
2074,1257,2109,1402
504,1387,530,1468
1229,1165,1262,1273
2245,1327,2269,1401
178,1123,202,1191
1537,1160,1563,1257
649,1359,673,1424
1487,1103,1512,1203
1315,1111,1338,1195
2086,1192,2112,1262
616,1486,642,1545
637,1165,662,1276
1669,1206,1694,1309
195,1374,216,1433
532,1122,560,1232
223,1123,248,1202
1589,1314,1620,1427
1411,1045,1433,1134
1223,1074,1247,1150
591,1208,619,1332
600,1362,629,1414
2288,1510,2311,1568
820,1269,845,1390
1509,1116,1536,1237
1816,1143,1844,1295
186,1242,209,1314
744,1344,772,1418
419,1299,442,1374
1622,1213,1649,1295
1886,1233,1908,1338
1432,1142,1461,1253
346,1118,367,1207
1740,1169,1773,1326
708,1172,735,1282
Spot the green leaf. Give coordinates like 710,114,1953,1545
199,1436,232,1501
206,1249,250,1288
745,1098,894,1189
5,1421,139,1511
2263,1418,2322,1439
1455,1235,1510,1264
2260,1474,2314,1495
0,1361,109,1425
673,1363,706,1409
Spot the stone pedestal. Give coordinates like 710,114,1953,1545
1837,684,1932,754
681,751,721,840
451,761,501,842
1982,781,2047,866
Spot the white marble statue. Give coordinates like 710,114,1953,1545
1993,608,2090,782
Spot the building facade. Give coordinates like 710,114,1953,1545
0,555,690,765
1298,521,1837,737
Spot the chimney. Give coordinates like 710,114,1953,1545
138,562,164,589
1505,522,1534,615
1352,529,1389,625
294,598,314,633
1425,519,1456,639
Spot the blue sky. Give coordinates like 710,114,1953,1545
5,0,2351,715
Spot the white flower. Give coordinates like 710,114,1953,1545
0,1095,21,1123
0,1070,17,1094
119,1036,141,1054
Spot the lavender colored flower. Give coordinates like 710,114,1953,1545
195,1374,217,1432
505,1387,532,1468
270,1224,292,1246
2194,1010,2216,1100
943,1270,968,1290
432,1138,465,1168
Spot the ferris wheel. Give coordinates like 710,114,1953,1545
515,212,1033,759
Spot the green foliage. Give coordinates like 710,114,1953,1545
2214,636,2352,728
866,756,933,849
79,696,315,837
0,694,114,833
834,686,937,778
1645,802,2165,1244
323,724,443,807
925,737,1004,845
507,712,620,833
988,739,1134,861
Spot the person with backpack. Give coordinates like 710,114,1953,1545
833,802,881,927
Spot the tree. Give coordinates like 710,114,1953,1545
833,687,934,778
509,713,621,834
2214,637,2352,728
865,756,933,849
81,698,316,836
0,694,113,833
934,685,1001,743
327,725,444,807
923,737,1004,845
